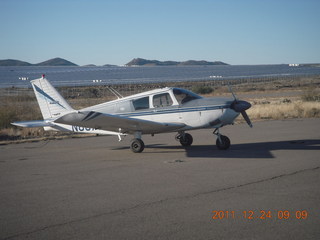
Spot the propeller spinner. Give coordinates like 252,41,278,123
228,85,253,128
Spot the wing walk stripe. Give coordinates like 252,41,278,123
83,111,96,121
83,112,102,121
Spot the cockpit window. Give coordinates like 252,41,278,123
173,88,202,105
132,97,149,110
153,93,173,108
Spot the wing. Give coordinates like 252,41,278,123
54,111,185,134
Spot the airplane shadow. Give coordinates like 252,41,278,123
144,139,320,159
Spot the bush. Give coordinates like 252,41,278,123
0,107,18,129
302,89,320,102
192,86,213,94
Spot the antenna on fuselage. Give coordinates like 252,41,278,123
227,83,237,100
106,86,123,99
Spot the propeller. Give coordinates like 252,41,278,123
228,84,253,128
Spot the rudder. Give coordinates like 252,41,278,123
31,76,74,119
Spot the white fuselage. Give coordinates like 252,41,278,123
81,87,240,133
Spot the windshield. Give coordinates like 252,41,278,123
173,88,202,105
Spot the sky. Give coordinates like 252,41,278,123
1,0,320,66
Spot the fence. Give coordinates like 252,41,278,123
1,74,319,128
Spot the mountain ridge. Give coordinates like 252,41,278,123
0,57,229,66
125,58,228,66
0,58,78,66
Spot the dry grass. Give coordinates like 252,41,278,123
246,100,320,121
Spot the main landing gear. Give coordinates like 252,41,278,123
130,132,145,153
130,129,231,153
176,132,193,147
130,138,145,153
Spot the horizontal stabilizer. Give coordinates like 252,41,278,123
11,120,52,128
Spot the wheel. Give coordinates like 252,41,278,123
216,135,230,150
130,139,145,153
179,133,193,147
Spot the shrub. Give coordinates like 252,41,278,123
0,107,18,129
302,89,320,102
192,86,213,94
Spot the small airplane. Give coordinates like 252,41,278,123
12,75,252,153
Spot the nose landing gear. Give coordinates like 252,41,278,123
213,128,231,150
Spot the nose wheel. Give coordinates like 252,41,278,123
216,135,230,150
213,129,231,150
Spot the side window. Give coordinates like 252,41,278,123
153,93,173,108
132,97,149,110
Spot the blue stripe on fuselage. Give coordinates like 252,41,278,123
118,104,229,117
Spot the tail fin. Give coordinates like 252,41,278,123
31,76,74,119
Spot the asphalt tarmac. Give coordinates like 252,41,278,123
1,119,320,240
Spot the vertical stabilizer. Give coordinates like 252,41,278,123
31,76,74,119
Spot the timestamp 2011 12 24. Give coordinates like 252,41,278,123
211,210,308,220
